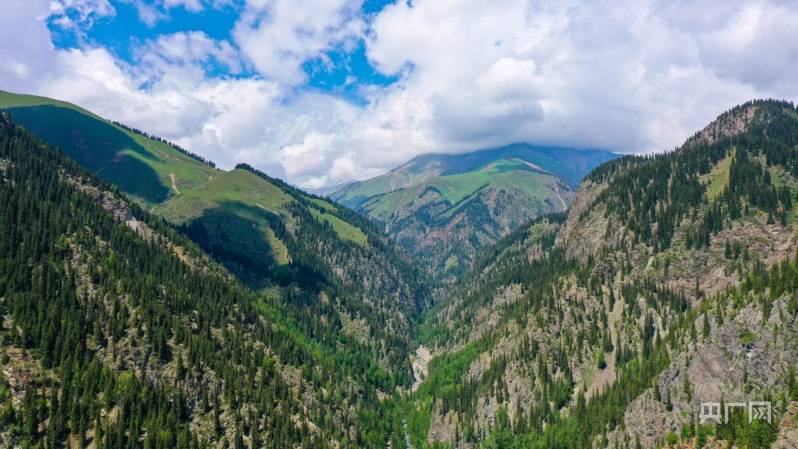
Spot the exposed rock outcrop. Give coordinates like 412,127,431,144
773,401,798,449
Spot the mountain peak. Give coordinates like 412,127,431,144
332,144,616,277
685,98,796,149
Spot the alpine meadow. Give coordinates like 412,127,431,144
1,1,798,449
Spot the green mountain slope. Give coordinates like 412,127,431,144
332,144,616,277
0,91,216,205
0,113,408,448
0,89,428,377
405,100,798,449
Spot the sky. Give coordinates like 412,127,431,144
1,0,797,188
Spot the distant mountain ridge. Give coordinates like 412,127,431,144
331,143,617,277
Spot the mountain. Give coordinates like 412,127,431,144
3,87,798,449
0,112,414,448
0,90,429,381
405,99,798,448
331,144,617,277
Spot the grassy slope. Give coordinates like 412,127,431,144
0,90,367,260
364,159,561,221
0,90,216,204
156,168,291,221
336,144,616,209
309,208,369,245
701,151,733,201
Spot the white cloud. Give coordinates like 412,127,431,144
233,0,364,85
49,0,116,32
1,0,797,189
364,0,798,157
0,1,55,92
136,31,242,74
127,0,229,26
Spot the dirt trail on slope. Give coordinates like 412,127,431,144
169,172,181,194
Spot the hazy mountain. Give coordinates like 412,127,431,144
332,144,617,277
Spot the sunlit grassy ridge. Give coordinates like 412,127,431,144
309,208,369,245
0,90,216,204
0,89,370,284
156,168,291,221
363,159,563,221
335,144,617,209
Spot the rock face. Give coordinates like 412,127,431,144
555,179,610,262
773,402,798,449
686,103,759,148
408,100,798,449
411,345,432,393
611,297,798,448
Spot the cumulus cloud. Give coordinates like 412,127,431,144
234,0,364,85
1,0,797,188
365,0,797,156
49,0,116,32
135,31,242,75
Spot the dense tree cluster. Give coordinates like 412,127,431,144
0,114,402,448
589,100,798,251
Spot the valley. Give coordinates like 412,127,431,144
1,92,797,449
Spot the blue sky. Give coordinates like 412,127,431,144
48,0,399,103
2,0,797,188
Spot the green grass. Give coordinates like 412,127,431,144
0,90,216,204
740,329,756,346
155,169,300,273
363,158,562,222
0,90,101,117
701,153,733,201
431,159,540,203
157,169,292,223
309,208,368,245
336,145,617,209
443,255,460,271
337,163,442,207
309,196,338,212
264,228,290,265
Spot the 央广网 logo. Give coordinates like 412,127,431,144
699,401,771,424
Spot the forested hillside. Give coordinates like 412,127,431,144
0,90,429,377
0,112,409,448
2,88,798,449
405,100,798,449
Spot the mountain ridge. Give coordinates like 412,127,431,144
2,90,797,449
331,143,616,277
0,89,430,378
405,98,798,449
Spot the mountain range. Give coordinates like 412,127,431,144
331,144,616,277
0,89,797,449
